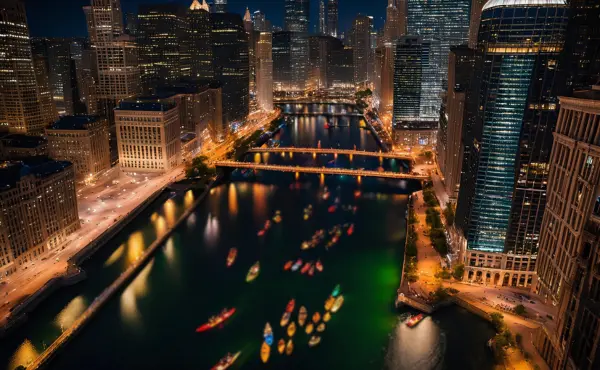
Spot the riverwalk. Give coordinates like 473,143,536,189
26,181,215,369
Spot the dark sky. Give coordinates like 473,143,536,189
25,0,387,38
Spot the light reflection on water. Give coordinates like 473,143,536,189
104,244,124,267
163,199,176,227
163,238,175,265
126,231,145,263
228,183,238,219
386,317,444,370
252,183,268,222
203,213,219,248
8,339,39,370
183,190,194,209
120,260,154,325
54,296,88,331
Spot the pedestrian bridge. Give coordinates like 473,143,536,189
281,112,362,117
248,147,412,161
213,161,428,180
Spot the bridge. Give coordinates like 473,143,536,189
282,112,362,117
213,161,428,180
247,147,413,161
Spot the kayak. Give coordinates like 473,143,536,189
317,323,325,332
298,306,307,326
264,220,272,230
291,258,303,271
312,312,321,323
331,295,344,313
196,308,236,332
328,205,336,213
324,296,335,311
226,248,237,267
285,339,294,355
301,262,311,274
323,312,331,322
305,322,314,334
315,260,323,272
280,312,291,327
331,284,341,297
287,321,296,337
264,323,273,346
283,260,293,271
261,341,270,363
211,351,241,370
277,339,285,354
257,229,265,236
286,299,296,313
246,262,260,282
308,336,321,347
301,241,310,250
308,265,315,276
347,223,354,235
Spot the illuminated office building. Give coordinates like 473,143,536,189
188,0,213,80
352,15,373,85
327,0,338,38
256,32,273,111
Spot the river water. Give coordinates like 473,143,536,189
0,103,495,370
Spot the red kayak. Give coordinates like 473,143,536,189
257,229,265,237
347,224,354,236
286,298,296,313
196,308,236,332
301,262,311,274
328,205,336,213
283,260,293,271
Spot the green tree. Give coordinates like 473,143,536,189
443,202,455,226
514,304,527,316
490,312,505,333
453,264,465,280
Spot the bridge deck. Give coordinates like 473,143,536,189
248,147,412,160
214,161,427,180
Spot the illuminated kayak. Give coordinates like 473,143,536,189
261,341,270,363
298,306,307,326
257,229,266,237
246,262,260,282
315,259,323,272
264,322,274,346
300,262,311,274
273,210,282,223
286,299,296,313
331,295,344,313
291,258,303,271
285,339,294,355
331,284,341,297
283,260,293,271
324,296,335,311
287,321,296,337
280,312,291,327
308,336,321,347
308,265,315,276
406,313,425,328
317,323,325,332
323,312,331,322
196,308,236,332
312,311,321,323
264,220,272,230
277,339,285,354
226,248,237,267
328,205,337,213
301,241,310,250
347,223,354,236
305,322,314,334
211,351,241,370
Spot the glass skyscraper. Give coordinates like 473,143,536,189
459,0,568,253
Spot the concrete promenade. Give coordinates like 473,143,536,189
27,181,215,370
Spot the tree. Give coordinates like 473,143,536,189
453,264,465,280
443,202,455,226
514,304,527,316
490,312,505,333
185,155,216,180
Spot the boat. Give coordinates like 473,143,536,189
291,259,303,271
264,322,274,346
264,220,272,230
315,260,323,272
406,313,425,328
298,306,307,326
226,248,237,267
331,295,344,313
308,336,321,347
211,351,241,370
305,322,314,334
317,323,325,332
301,241,310,250
278,339,286,354
347,224,354,236
328,205,337,213
324,122,330,129
324,296,335,311
287,321,296,337
280,312,291,327
283,260,293,271
285,339,294,355
196,308,236,332
303,213,309,221
246,262,260,282
312,312,321,323
301,262,311,274
331,284,341,297
257,229,266,237
308,265,315,276
322,191,330,200
273,210,282,223
323,312,331,322
286,299,296,313
261,341,270,363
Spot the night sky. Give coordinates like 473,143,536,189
25,0,388,38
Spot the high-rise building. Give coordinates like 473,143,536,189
188,0,213,80
214,0,227,13
438,46,474,202
0,158,79,275
319,1,327,35
138,4,190,93
468,0,486,49
0,133,48,160
407,0,470,119
77,47,99,115
352,15,373,85
455,0,568,288
125,12,138,36
328,46,354,89
31,56,59,125
253,11,269,32
46,115,111,182
392,36,423,124
284,0,309,33
115,97,181,174
384,0,404,43
243,8,256,110
327,0,338,38
534,87,600,370
309,35,339,90
272,31,308,94
0,0,47,133
211,13,249,123
256,32,273,112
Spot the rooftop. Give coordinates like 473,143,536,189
116,97,177,112
0,157,72,190
155,79,221,97
49,115,103,130
482,0,566,11
572,85,600,101
0,133,47,148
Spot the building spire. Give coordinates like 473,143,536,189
190,0,209,11
388,0,396,8
243,7,252,22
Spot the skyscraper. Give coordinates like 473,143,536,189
138,4,190,93
0,0,46,133
455,0,568,287
256,32,273,112
392,36,423,123
188,0,213,80
31,56,59,125
214,0,227,13
468,0,486,49
383,0,403,43
534,87,600,370
352,15,373,85
319,1,327,35
125,12,138,36
211,12,249,123
252,11,269,32
284,0,309,33
327,0,338,38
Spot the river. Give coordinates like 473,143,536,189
0,103,495,370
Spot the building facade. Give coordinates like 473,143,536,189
0,159,79,277
352,15,373,85
31,56,60,125
534,89,600,370
0,134,48,160
256,32,274,112
327,0,338,38
45,116,111,182
188,0,213,80
115,98,181,174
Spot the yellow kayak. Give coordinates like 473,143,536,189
317,323,325,332
298,306,307,327
324,296,335,311
331,295,344,313
277,339,285,354
261,341,270,363
285,339,294,355
287,321,296,337
308,336,321,347
312,311,321,323
305,322,314,334
323,312,331,322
